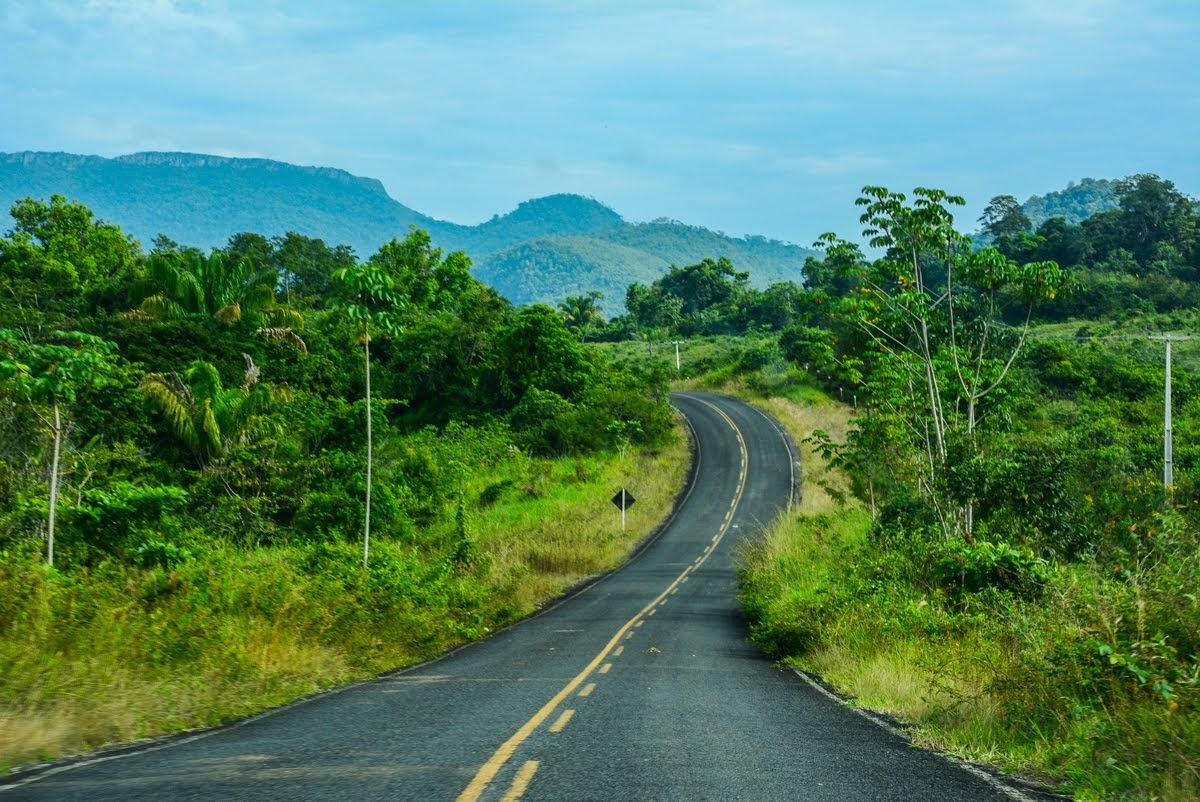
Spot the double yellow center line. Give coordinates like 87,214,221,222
455,397,749,801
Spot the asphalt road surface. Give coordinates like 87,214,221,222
2,392,1048,801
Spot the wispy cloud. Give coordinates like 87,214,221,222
1,0,1196,240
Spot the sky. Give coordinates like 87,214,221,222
2,0,1198,243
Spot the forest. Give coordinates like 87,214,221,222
0,195,683,767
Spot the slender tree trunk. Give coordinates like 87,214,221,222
363,334,372,568
47,402,61,567
965,396,976,535
911,245,946,462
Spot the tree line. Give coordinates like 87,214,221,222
0,196,673,569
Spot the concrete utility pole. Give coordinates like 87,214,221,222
1037,332,1193,494
673,340,682,372
1146,333,1191,492
1164,335,1174,490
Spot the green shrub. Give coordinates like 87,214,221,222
66,482,188,557
934,539,1048,597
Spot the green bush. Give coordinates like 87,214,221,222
934,539,1048,598
65,482,188,557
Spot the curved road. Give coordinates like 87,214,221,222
3,392,1039,801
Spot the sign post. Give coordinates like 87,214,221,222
611,487,636,531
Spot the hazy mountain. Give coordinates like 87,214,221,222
0,151,437,252
0,151,814,311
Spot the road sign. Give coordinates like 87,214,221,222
612,488,635,531
611,488,636,511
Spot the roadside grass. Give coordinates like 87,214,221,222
0,425,689,772
726,365,1200,800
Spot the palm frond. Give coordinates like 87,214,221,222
259,305,305,330
138,373,199,452
198,398,222,457
214,302,242,325
185,361,223,405
255,326,308,352
132,294,187,321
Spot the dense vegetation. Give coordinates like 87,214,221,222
712,178,1200,799
984,174,1200,320
0,152,815,311
0,195,687,768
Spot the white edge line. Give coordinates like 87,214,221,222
744,399,796,511
2,401,708,793
697,395,1040,799
790,669,1040,802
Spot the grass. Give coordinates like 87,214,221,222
728,368,1200,800
0,425,690,772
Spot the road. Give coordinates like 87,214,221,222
2,392,1044,801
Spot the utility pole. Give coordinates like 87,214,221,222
673,340,682,372
1034,331,1191,494
1164,335,1174,490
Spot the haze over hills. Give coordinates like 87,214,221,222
1,150,1160,313
0,151,815,313
1019,177,1117,226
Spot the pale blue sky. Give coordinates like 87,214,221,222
2,1,1197,242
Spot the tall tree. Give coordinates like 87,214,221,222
333,261,402,567
979,194,1032,239
625,283,683,350
0,330,117,565
828,186,1067,536
368,229,473,314
1113,173,1196,262
272,232,357,302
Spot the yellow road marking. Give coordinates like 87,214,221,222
549,709,575,733
635,620,644,628
499,760,540,802
647,608,656,616
454,396,748,802
578,683,596,697
613,645,624,657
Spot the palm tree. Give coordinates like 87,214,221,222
128,251,306,348
139,356,287,466
558,291,604,340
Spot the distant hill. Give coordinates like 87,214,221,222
1020,178,1118,226
0,151,814,312
0,151,438,252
